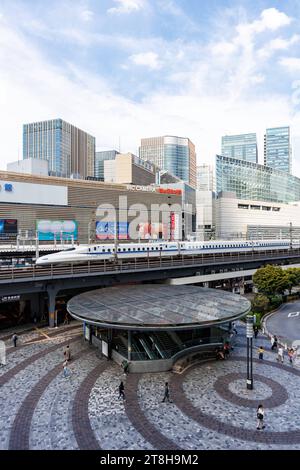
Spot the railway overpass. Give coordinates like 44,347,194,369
1,247,300,327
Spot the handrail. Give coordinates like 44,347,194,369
0,248,299,282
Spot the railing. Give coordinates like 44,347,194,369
0,248,299,282
127,335,225,361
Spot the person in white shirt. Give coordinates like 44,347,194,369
277,346,284,363
256,404,265,430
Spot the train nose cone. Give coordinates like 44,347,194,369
36,257,48,266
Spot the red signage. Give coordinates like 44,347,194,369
156,188,182,195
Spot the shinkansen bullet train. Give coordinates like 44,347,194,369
35,239,297,266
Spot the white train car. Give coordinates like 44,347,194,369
35,239,294,266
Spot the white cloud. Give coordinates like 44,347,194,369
258,34,300,59
130,51,161,70
80,9,94,22
107,0,146,15
237,7,291,38
279,57,300,71
1,5,300,178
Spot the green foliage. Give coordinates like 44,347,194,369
269,294,283,308
253,265,297,297
251,294,270,313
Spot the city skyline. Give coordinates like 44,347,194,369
1,1,300,176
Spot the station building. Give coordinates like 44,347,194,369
0,170,182,244
68,284,251,372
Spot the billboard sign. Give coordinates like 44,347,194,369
0,180,68,206
37,220,78,241
0,219,18,239
137,222,168,240
95,221,129,240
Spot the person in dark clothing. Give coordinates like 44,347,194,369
253,326,259,339
118,381,125,400
162,382,171,403
12,334,18,348
272,335,278,351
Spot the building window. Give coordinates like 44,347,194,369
238,204,249,209
250,205,261,210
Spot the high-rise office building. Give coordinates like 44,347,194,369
264,126,291,173
139,136,196,188
216,154,300,204
196,164,214,191
95,150,119,180
23,119,95,179
221,133,258,163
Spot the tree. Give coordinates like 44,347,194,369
253,265,291,297
285,267,300,294
251,294,270,313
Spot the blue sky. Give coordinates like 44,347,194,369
1,0,300,173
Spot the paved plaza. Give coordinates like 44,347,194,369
1,322,300,450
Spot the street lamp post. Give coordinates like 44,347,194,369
246,315,254,390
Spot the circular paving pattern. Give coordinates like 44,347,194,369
214,372,288,409
171,356,300,445
2,321,300,450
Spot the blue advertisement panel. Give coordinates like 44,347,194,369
0,219,18,239
37,220,78,241
95,221,129,240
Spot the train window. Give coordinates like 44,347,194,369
156,247,159,250
108,249,111,252
94,247,97,251
138,248,140,251
128,248,131,251
142,247,145,251
160,247,163,250
118,248,121,252
88,248,91,252
102,249,106,252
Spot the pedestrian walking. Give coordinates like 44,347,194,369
118,381,125,400
63,360,71,378
12,333,18,348
288,348,294,365
253,326,259,339
64,345,71,362
277,346,284,363
256,404,265,430
162,382,171,403
232,322,238,335
258,346,264,360
272,335,278,351
223,342,231,359
122,360,129,375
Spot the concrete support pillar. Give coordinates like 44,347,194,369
107,329,113,360
47,287,59,328
128,330,132,361
30,293,40,321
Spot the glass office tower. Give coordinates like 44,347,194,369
23,119,95,179
139,136,196,188
216,155,300,203
221,133,258,163
264,126,291,173
196,164,214,191
95,150,119,180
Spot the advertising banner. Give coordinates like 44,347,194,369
137,222,168,240
37,220,78,241
0,219,18,239
95,221,129,240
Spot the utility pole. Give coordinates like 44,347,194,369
246,315,254,390
290,222,293,250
